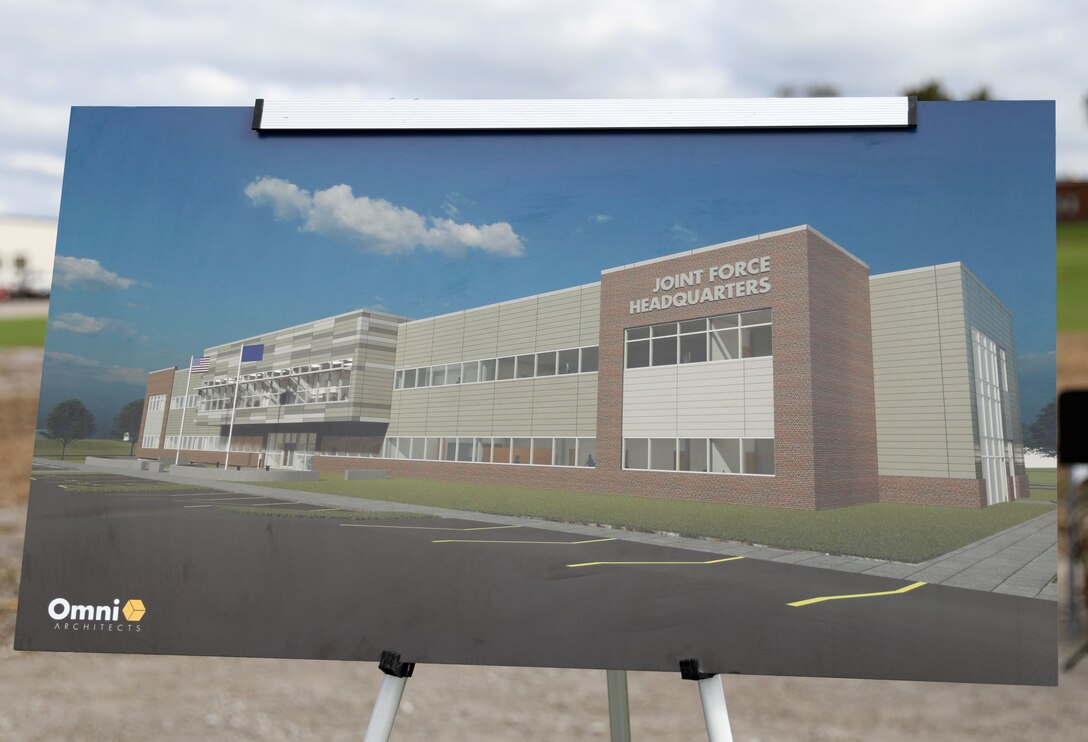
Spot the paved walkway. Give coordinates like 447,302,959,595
44,458,1058,601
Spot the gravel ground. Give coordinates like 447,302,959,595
2,348,1085,740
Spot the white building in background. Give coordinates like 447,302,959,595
0,214,56,296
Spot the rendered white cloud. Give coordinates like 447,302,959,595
246,176,525,258
591,214,611,223
53,256,136,289
50,312,132,336
46,351,146,386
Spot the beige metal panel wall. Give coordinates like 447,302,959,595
429,313,467,365
623,366,678,437
423,386,461,434
495,299,540,357
536,290,585,350
456,384,496,435
576,375,597,436
491,380,536,435
578,284,601,347
621,360,772,439
461,307,500,360
869,266,979,478
389,285,599,438
743,358,775,438
934,265,976,477
870,269,952,477
675,364,746,438
530,375,582,435
398,319,435,368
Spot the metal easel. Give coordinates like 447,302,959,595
362,653,732,741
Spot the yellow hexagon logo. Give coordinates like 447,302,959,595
122,599,146,622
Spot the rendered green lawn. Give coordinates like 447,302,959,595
1058,222,1088,331
267,476,1053,563
216,505,428,520
33,439,134,459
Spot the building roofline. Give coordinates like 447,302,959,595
204,306,411,352
402,281,602,327
600,224,868,274
870,262,1012,317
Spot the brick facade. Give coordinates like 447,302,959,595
134,368,175,460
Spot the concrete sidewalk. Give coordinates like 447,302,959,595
48,458,1058,600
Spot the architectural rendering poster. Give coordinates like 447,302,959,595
16,103,1056,685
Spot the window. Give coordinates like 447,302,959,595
627,309,771,369
554,438,577,466
710,439,740,473
447,363,463,384
624,438,649,469
580,346,599,372
679,438,708,472
497,356,516,380
536,351,556,376
403,368,416,389
650,438,677,471
491,437,512,463
511,438,531,464
516,355,535,379
531,438,553,465
557,348,579,374
578,438,597,467
431,365,446,386
743,439,775,475
416,367,430,387
479,359,496,382
463,361,479,384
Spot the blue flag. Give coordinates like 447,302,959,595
240,344,265,363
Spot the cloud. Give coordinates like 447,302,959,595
45,351,146,386
591,214,611,223
51,312,133,336
670,223,699,243
53,256,136,289
246,177,525,258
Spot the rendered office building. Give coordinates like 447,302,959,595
136,225,1028,509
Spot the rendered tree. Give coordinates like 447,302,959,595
45,399,96,459
1025,400,1057,456
110,399,144,456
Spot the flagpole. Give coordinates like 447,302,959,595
224,344,244,468
175,356,194,466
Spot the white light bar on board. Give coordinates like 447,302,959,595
252,97,915,131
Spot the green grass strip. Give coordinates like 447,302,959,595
63,483,207,493
216,505,428,520
0,316,46,347
33,439,136,459
263,476,1053,563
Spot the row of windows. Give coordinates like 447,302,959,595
171,394,197,410
199,369,352,411
395,346,599,390
623,437,775,476
141,435,160,449
200,359,353,389
147,394,166,412
380,436,598,468
625,310,771,369
164,435,226,452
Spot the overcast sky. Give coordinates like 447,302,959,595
1,0,1086,218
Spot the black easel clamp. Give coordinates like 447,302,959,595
378,650,416,679
679,658,715,681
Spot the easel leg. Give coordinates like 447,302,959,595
680,658,733,742
363,651,415,742
606,669,632,742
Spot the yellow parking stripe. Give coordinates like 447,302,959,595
341,524,522,531
788,581,927,607
567,556,745,568
433,537,617,545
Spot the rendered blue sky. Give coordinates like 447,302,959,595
40,102,1055,427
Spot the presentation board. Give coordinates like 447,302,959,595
16,101,1056,685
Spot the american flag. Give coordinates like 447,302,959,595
190,355,211,373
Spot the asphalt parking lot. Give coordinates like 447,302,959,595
15,468,1056,685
